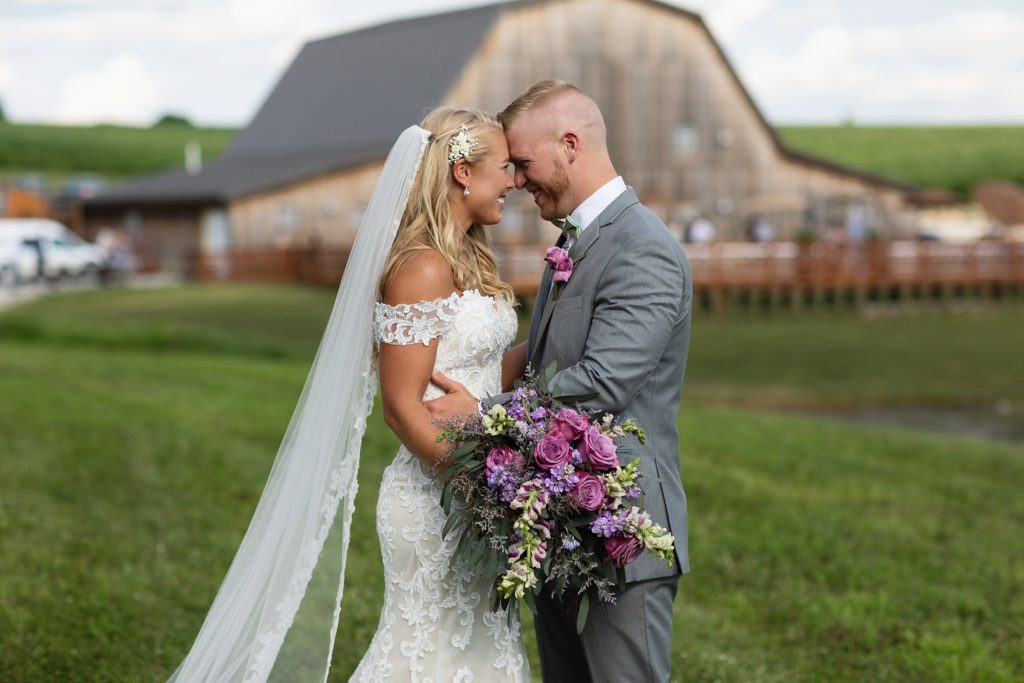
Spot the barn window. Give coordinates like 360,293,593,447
321,198,340,217
672,124,698,154
276,203,299,232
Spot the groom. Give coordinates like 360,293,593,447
432,80,692,682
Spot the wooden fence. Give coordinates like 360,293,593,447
187,241,1024,313
685,241,1024,312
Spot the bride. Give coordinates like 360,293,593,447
168,108,529,682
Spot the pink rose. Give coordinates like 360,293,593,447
572,472,605,511
485,445,522,478
604,535,645,568
533,433,572,471
553,408,589,441
581,426,619,470
545,247,574,283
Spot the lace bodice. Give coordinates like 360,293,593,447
373,289,518,401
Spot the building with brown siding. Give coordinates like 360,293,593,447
83,0,921,273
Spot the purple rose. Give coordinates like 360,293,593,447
581,426,619,470
604,535,645,568
553,408,589,441
533,433,572,471
485,445,522,478
545,247,574,283
571,472,605,511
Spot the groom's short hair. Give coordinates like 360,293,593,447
499,79,583,129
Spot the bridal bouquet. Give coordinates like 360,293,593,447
435,365,675,632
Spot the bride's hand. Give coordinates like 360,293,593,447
424,372,479,421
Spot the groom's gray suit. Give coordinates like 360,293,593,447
529,187,692,683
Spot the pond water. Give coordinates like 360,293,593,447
805,405,1024,446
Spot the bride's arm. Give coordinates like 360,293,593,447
501,341,528,391
378,251,459,466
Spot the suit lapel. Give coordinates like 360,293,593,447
565,218,601,266
530,274,561,367
528,188,641,369
528,262,555,361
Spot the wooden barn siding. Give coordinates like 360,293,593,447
445,0,911,238
204,0,919,256
84,207,200,272
227,160,385,248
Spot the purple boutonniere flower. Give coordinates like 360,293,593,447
544,247,573,298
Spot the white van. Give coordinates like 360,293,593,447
0,218,109,286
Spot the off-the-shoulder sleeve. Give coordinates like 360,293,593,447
373,291,461,346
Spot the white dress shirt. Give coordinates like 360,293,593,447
566,176,627,247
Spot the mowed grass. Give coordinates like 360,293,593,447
1,285,1022,682
687,308,1024,409
778,125,1024,195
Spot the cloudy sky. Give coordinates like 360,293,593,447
2,0,1022,127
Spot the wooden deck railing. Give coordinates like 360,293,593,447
683,241,1024,291
188,241,1024,310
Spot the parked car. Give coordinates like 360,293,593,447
0,218,109,283
0,234,41,287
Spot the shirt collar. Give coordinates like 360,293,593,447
570,176,626,235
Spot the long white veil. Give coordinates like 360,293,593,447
168,125,431,683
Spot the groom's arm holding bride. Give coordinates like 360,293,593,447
427,232,687,419
426,339,526,417
541,232,687,414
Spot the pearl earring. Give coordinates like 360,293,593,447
463,186,470,198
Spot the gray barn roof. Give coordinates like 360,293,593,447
88,2,506,206
89,0,917,209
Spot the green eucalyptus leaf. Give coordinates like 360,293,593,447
454,525,473,558
523,587,538,615
441,481,455,515
452,440,479,457
568,515,594,528
575,593,590,634
441,511,461,539
553,574,567,598
470,537,487,568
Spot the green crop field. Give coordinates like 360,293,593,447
1,285,1021,681
0,121,234,181
1,121,1022,195
778,125,1024,195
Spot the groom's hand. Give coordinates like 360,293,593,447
424,372,479,421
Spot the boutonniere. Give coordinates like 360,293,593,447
544,246,574,300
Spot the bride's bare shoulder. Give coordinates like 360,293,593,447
383,249,457,307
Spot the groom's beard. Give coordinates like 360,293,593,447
536,160,571,221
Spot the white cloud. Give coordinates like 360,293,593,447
1,0,1023,124
680,0,780,43
0,60,12,90
739,7,1024,122
54,54,167,124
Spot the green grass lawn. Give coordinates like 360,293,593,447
687,309,1024,409
1,285,1022,681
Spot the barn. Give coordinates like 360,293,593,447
83,0,920,276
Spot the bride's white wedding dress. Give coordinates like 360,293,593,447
352,289,529,683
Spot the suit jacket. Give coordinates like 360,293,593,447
528,187,692,582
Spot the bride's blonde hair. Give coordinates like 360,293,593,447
379,107,515,302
